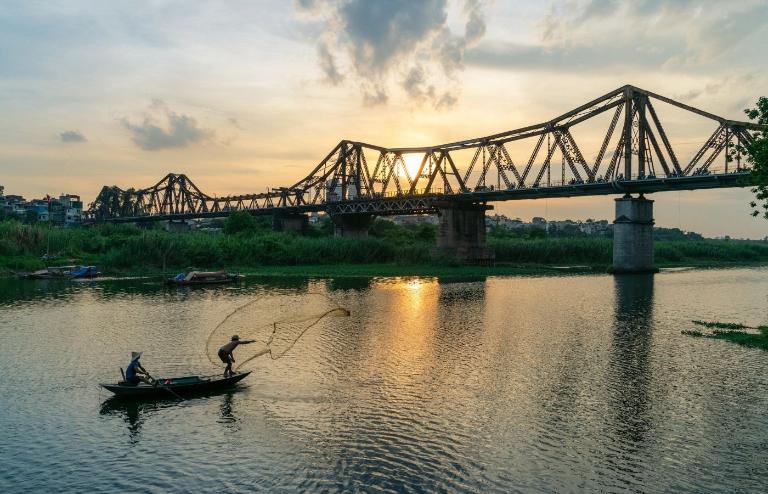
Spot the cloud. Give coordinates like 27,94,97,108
121,100,213,151
435,92,458,110
338,0,447,73
464,0,487,44
541,0,768,64
674,73,760,105
362,86,388,107
297,0,487,109
466,0,767,75
676,89,702,101
295,0,316,10
466,38,679,72
60,130,86,143
574,0,620,24
402,65,434,101
686,3,768,63
317,41,344,85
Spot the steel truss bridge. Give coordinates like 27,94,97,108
88,85,762,222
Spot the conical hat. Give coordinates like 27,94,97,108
131,351,142,361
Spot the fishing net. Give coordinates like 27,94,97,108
205,292,350,371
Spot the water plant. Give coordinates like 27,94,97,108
691,320,751,330
682,321,768,351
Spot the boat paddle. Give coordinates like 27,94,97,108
146,372,187,401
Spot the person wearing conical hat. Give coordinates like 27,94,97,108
218,335,255,377
125,352,154,386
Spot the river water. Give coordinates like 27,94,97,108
1,268,767,493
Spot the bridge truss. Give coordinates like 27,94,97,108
88,85,762,222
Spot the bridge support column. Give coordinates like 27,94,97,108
612,194,657,274
435,202,495,263
273,213,309,234
332,214,374,238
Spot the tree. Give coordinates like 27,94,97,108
741,97,768,219
223,210,257,234
24,210,38,224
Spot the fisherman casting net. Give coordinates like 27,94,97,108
205,292,350,371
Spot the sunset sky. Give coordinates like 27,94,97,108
1,0,767,238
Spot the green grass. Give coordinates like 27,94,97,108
2,220,768,278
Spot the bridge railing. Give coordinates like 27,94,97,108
350,166,750,198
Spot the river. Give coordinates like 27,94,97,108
1,268,767,493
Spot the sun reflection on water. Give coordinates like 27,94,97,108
368,278,440,385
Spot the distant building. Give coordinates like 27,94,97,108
0,190,84,225
580,219,610,235
58,194,83,226
488,214,526,230
28,199,51,222
164,220,192,232
308,212,328,225
4,195,27,217
391,215,438,226
47,198,65,225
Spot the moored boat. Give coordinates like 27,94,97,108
20,265,99,279
71,265,99,279
100,371,251,399
166,270,244,286
20,265,76,279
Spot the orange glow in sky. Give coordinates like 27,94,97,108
1,1,766,237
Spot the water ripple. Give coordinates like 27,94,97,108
1,270,768,492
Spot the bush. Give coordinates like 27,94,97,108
223,211,259,234
2,219,768,273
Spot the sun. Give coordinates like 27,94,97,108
402,153,424,179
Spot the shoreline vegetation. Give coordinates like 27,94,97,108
2,216,768,279
683,321,768,351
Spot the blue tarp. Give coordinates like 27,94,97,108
70,266,98,278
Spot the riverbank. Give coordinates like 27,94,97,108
4,258,768,280
202,262,767,279
2,220,768,278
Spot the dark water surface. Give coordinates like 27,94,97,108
1,269,767,493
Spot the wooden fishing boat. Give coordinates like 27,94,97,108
19,265,99,280
71,265,99,279
100,371,251,399
166,270,244,286
20,265,77,279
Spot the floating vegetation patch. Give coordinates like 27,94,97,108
712,329,747,335
683,321,768,351
691,320,751,330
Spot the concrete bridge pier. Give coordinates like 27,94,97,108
612,194,657,273
273,213,309,234
435,202,495,263
332,214,374,237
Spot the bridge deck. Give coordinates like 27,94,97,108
100,172,749,222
